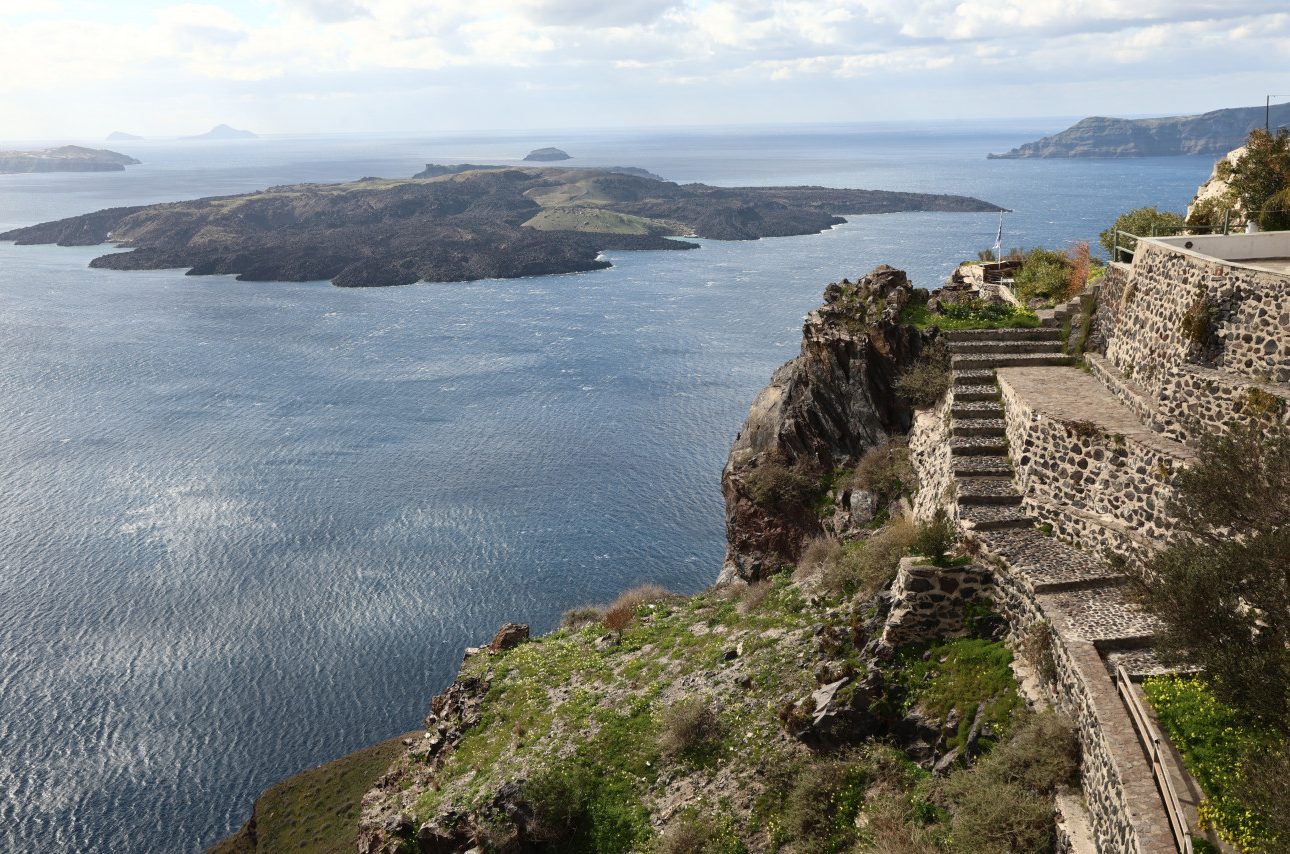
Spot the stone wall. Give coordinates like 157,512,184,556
989,568,1176,853
1098,240,1290,446
998,373,1191,563
879,558,991,649
910,397,953,524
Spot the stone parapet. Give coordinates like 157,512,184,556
879,557,991,648
910,396,954,524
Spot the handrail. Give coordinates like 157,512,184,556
1115,665,1194,853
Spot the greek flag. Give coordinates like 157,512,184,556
992,210,1004,257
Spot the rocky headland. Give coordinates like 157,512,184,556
184,124,258,140
990,103,1290,158
0,145,140,174
0,166,1000,287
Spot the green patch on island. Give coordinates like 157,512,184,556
522,206,681,236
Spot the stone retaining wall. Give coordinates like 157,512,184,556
910,397,953,524
999,374,1189,563
1097,241,1290,446
989,567,1176,853
879,558,991,648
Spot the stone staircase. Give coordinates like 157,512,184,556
942,327,1165,676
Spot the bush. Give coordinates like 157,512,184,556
656,810,741,854
981,709,1078,793
939,776,1054,854
895,340,951,408
561,605,605,630
601,584,675,638
1098,206,1186,258
1137,422,1290,731
780,760,867,851
658,698,724,763
819,517,916,598
1013,248,1072,303
909,510,955,567
796,534,842,580
523,759,650,851
1229,128,1290,231
745,460,818,510
851,438,915,505
735,579,773,615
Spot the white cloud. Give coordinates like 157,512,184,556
1,0,1288,136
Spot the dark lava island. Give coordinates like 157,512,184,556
523,146,571,161
0,165,1001,287
0,145,140,174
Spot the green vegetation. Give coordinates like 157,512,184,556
909,510,956,567
1099,206,1186,258
895,339,951,408
901,298,1039,331
1135,421,1290,852
850,437,915,505
796,518,916,598
745,459,819,510
1228,128,1290,231
208,733,418,854
891,637,1023,754
1013,247,1072,303
1144,677,1284,852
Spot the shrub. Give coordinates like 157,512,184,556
1233,743,1290,852
851,438,915,504
1013,248,1072,303
1065,240,1090,299
656,810,741,854
1099,206,1186,258
658,698,724,763
780,760,867,851
1181,292,1215,350
909,510,955,567
895,340,951,408
601,584,675,638
796,534,842,581
982,709,1078,793
523,759,650,851
745,460,818,510
1228,128,1290,231
1018,620,1058,685
735,579,773,615
603,603,634,637
561,605,605,630
819,517,915,598
939,776,1054,854
1136,422,1290,731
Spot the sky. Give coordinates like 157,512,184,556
2,0,1289,139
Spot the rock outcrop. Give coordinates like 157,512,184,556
719,266,927,582
989,103,1290,158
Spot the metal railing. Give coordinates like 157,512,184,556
1115,665,1194,853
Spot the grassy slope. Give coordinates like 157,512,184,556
208,732,419,854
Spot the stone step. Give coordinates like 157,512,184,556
1048,584,1162,649
947,340,1065,355
975,529,1125,593
958,504,1035,531
951,353,1074,370
951,455,1014,477
1105,648,1196,680
951,401,1004,418
952,370,995,387
952,418,1006,437
955,477,1022,506
943,328,1063,343
953,385,1002,402
950,437,1007,456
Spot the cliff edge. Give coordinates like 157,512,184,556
720,265,924,583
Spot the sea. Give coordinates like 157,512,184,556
0,123,1213,852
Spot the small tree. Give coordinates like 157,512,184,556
1013,247,1073,303
1229,128,1290,231
910,510,956,567
1137,422,1290,732
1099,207,1186,258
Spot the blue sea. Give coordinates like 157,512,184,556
0,123,1211,851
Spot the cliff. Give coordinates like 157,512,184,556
210,270,1081,854
989,103,1290,158
0,145,140,174
719,265,926,583
0,168,1000,287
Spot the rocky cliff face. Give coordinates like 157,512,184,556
719,265,924,583
990,103,1290,158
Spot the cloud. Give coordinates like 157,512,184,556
1,0,1288,136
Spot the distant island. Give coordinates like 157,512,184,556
0,165,1000,287
183,124,258,140
106,131,144,141
412,163,665,181
989,103,1290,158
0,145,140,174
523,147,571,161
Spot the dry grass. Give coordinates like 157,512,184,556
600,584,676,635
560,605,605,630
851,438,915,504
819,518,916,599
735,580,773,615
